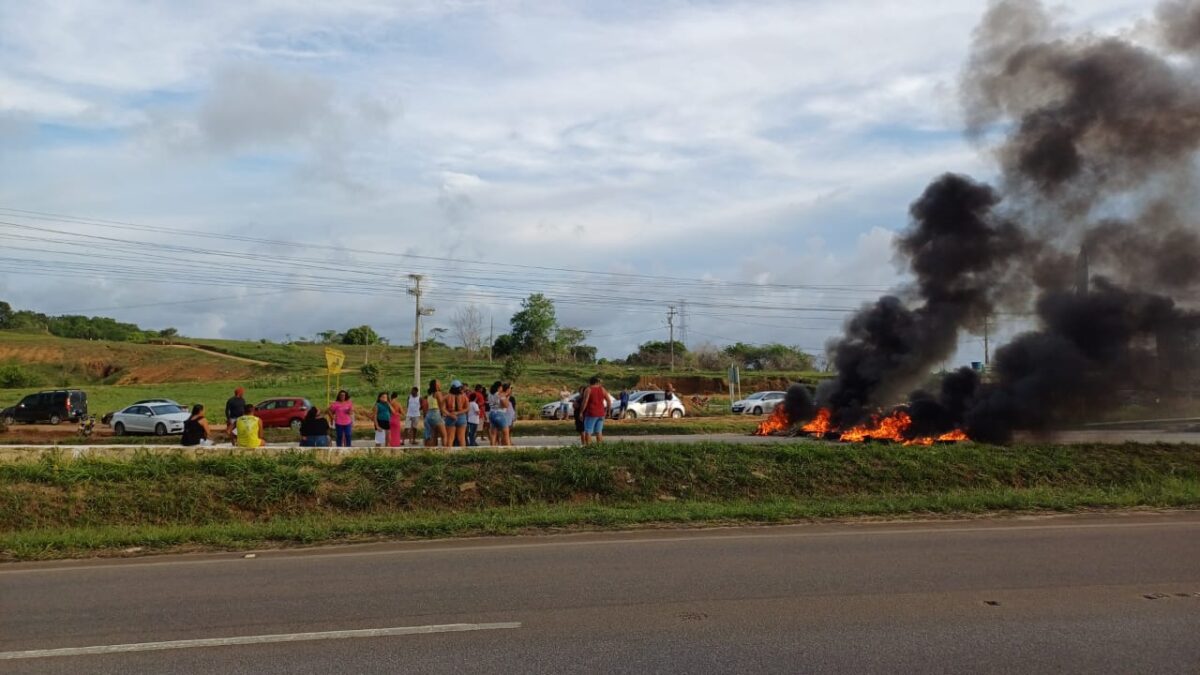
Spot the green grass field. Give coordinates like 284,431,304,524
3,440,1197,560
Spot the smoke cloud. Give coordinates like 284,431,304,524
801,0,1200,443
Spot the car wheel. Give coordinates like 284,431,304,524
114,422,126,436
154,423,167,437
671,409,684,418
290,418,303,432
1,415,13,426
623,410,638,420
49,414,62,425
753,406,762,415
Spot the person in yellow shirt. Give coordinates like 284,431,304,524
235,404,265,448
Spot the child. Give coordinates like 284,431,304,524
405,386,422,446
467,396,481,447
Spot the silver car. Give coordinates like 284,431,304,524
731,391,786,415
111,403,189,436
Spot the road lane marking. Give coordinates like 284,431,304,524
0,622,521,660
4,517,1198,575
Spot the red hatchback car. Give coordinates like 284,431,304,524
252,398,312,430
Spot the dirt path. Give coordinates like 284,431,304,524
164,344,272,366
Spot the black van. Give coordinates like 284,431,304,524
0,390,88,425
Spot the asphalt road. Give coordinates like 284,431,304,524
3,513,1199,674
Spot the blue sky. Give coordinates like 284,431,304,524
0,0,1149,360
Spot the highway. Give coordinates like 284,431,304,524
2,513,1198,674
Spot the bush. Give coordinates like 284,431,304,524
500,355,525,383
0,365,40,389
360,363,381,387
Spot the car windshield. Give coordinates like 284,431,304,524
150,405,178,415
746,392,767,400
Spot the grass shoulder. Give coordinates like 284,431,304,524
3,440,1198,560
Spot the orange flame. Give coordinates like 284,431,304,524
793,407,970,445
753,407,791,436
801,408,833,434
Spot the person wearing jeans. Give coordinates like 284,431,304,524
329,389,354,448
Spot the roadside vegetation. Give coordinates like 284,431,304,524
3,440,1197,560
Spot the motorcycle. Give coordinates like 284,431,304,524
78,415,96,439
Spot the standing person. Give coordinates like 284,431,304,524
372,392,391,448
424,379,446,447
487,382,503,446
573,385,587,444
443,380,470,448
405,387,422,446
300,406,331,447
466,393,481,447
225,387,246,445
663,383,677,418
235,404,265,448
329,390,354,448
579,376,612,444
476,384,490,439
618,389,630,419
487,382,512,447
181,404,211,447
388,391,404,448
558,387,572,419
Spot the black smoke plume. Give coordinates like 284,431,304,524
793,0,1200,443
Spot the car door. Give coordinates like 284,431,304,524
14,395,39,423
256,400,279,427
765,393,784,412
640,392,661,417
132,405,157,432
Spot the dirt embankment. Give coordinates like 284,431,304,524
0,340,266,385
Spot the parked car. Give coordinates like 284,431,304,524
540,394,581,420
610,390,685,419
253,397,313,430
111,402,190,436
0,389,88,425
132,398,186,410
731,391,786,415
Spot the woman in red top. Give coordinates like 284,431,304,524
578,376,611,445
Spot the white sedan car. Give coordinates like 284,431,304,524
731,391,786,415
111,402,190,436
611,390,685,419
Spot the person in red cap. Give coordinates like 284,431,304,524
225,387,247,444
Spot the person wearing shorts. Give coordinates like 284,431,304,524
424,379,446,447
405,386,421,446
579,376,612,445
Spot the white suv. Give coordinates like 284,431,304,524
611,390,685,419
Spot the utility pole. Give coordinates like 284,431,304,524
407,274,434,390
983,313,990,369
667,305,678,372
488,317,494,364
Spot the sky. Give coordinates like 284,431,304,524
0,0,1151,361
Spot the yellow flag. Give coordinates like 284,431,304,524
324,347,346,374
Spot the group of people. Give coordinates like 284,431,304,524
181,381,521,449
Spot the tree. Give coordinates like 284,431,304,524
722,342,814,371
0,301,12,329
491,333,518,358
424,327,449,349
500,355,525,383
552,326,593,363
450,305,484,356
342,325,380,345
158,327,179,339
626,340,689,367
510,293,557,356
317,330,342,344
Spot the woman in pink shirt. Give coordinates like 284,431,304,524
329,390,354,448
